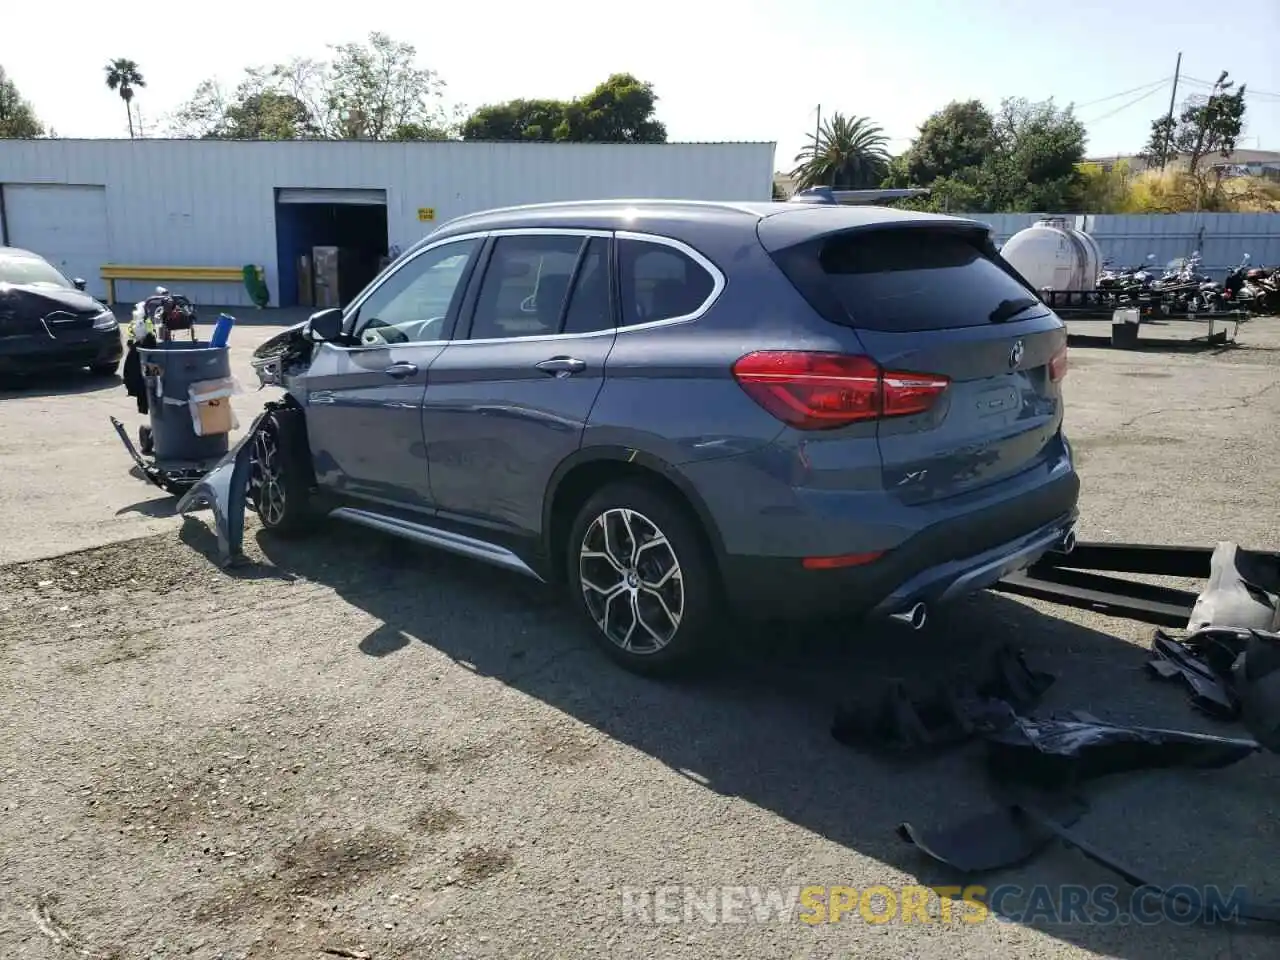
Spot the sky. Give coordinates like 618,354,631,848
4,0,1278,171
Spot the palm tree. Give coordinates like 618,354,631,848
105,59,146,138
791,113,891,191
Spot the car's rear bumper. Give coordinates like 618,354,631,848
716,470,1080,622
0,329,123,374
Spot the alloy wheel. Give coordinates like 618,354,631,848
250,429,287,526
579,508,684,654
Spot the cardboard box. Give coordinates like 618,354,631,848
188,377,238,437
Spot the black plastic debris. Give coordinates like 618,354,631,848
897,794,1088,873
1146,626,1280,752
984,713,1260,790
831,646,1053,753
1233,630,1280,753
1146,628,1243,719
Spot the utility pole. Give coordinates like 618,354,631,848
814,105,821,148
1160,51,1182,170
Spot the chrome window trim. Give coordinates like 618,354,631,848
323,232,491,353
321,226,725,352
612,230,726,334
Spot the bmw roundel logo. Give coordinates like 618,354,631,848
1009,340,1025,369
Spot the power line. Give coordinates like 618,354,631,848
1074,77,1172,110
1082,84,1169,124
1180,75,1280,100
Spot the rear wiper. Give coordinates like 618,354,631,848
988,297,1042,324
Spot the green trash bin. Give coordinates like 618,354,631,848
137,340,233,464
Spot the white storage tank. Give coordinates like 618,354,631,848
1000,216,1103,293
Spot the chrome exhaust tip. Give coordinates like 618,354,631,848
1054,529,1077,555
889,601,928,631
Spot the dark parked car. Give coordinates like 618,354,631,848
249,199,1080,675
0,246,123,377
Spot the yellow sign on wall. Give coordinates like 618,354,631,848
417,207,436,222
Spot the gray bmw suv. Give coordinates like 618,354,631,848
250,198,1079,675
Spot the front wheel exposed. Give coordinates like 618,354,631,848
249,408,315,537
566,482,720,676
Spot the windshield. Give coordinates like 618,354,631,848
0,255,73,288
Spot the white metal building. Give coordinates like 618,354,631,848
0,138,776,307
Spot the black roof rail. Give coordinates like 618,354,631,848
789,186,932,205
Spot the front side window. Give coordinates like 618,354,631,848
617,239,716,328
352,238,480,345
466,235,585,340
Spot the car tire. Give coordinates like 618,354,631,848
566,481,721,676
251,407,315,537
89,361,119,376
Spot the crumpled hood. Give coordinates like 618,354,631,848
0,282,106,316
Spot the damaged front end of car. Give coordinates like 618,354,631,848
176,321,317,566
249,320,315,390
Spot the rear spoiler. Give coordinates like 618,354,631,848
789,186,932,205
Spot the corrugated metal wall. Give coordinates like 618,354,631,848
971,212,1280,274
0,139,776,306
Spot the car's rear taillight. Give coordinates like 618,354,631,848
1049,344,1069,382
731,351,950,430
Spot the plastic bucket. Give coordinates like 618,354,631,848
137,341,232,463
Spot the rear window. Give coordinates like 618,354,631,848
776,229,1045,333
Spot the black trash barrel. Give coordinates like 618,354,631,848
137,341,232,463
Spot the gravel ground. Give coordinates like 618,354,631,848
2,316,1280,959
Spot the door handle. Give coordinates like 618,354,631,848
384,361,419,379
535,356,587,377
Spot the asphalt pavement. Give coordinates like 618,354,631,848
2,313,1279,958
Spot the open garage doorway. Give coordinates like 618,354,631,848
274,188,389,309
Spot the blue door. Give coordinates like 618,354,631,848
302,237,483,507
421,231,617,540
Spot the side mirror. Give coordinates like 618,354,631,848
73,278,87,291
307,308,345,343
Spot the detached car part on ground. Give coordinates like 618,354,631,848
182,198,1081,677
846,540,1280,927
0,246,122,377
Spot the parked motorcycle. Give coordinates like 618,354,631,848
1151,251,1218,313
1096,253,1156,304
1244,262,1280,312
1220,253,1256,310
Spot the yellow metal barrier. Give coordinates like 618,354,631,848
100,264,264,306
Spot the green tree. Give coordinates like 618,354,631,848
892,97,1086,212
791,113,890,190
323,32,449,139
987,98,1087,210
903,100,996,185
105,58,145,138
461,74,666,143
462,98,569,141
0,66,44,138
1141,71,1247,174
166,33,455,141
559,74,666,142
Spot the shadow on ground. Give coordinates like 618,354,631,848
0,369,120,400
189,521,1280,958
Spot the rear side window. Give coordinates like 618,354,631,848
618,238,716,327
775,229,1044,333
